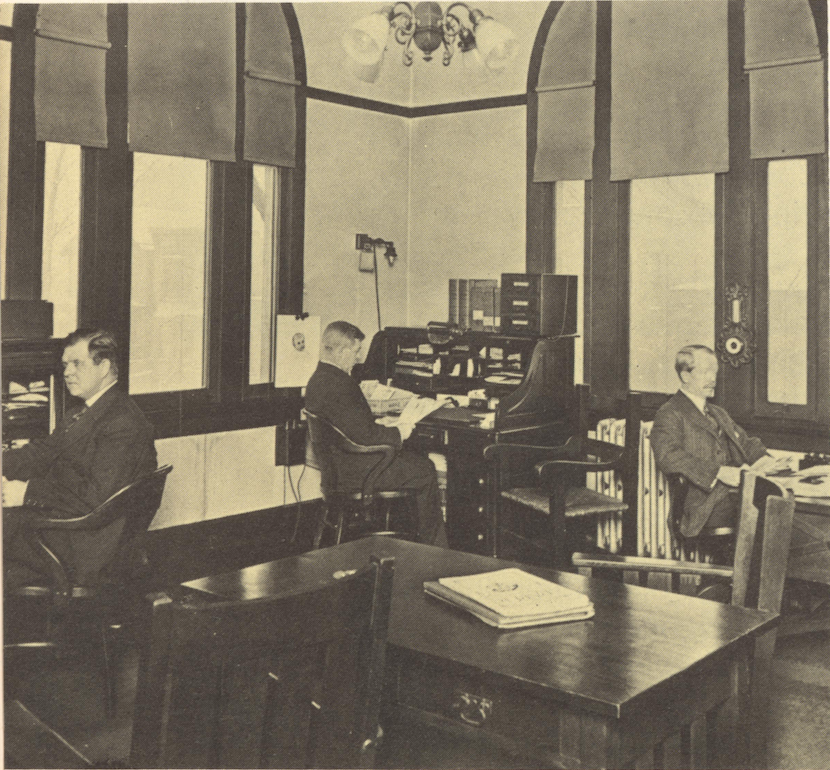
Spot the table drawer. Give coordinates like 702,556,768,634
387,654,574,757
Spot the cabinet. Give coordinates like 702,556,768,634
500,273,577,337
2,339,64,449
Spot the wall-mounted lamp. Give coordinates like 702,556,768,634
356,233,397,268
342,2,517,77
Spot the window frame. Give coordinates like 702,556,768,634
527,0,829,449
753,154,828,427
5,4,306,441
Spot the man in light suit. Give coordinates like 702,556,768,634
304,321,447,547
3,328,157,587
650,344,787,538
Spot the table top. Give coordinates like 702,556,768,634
796,496,830,516
183,537,776,719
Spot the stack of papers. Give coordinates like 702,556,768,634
424,567,594,629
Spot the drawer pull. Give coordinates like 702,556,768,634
452,692,492,726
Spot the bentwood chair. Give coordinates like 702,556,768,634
303,409,418,548
130,555,395,769
4,464,173,717
574,472,795,768
483,386,640,570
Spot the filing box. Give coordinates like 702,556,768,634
500,274,577,336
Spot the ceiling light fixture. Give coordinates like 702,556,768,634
342,2,518,74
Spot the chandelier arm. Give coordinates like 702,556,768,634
442,39,455,66
402,34,415,66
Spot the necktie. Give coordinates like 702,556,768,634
64,406,87,432
704,405,720,433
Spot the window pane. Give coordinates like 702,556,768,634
554,181,584,384
130,153,208,394
767,159,808,405
630,175,715,393
0,39,10,297
250,165,280,385
42,143,81,336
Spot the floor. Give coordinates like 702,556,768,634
5,512,830,769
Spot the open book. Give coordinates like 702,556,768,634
424,568,594,629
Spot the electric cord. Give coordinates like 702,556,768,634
373,244,382,331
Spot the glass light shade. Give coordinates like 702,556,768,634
474,17,518,70
342,11,391,66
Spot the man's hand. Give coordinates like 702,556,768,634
716,466,742,487
2,477,28,507
397,422,415,441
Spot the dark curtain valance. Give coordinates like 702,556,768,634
610,1,729,181
533,1,595,182
745,0,825,159
244,3,297,168
35,4,109,148
128,4,236,161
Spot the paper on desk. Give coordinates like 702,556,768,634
388,395,449,426
766,465,830,498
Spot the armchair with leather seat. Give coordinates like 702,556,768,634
4,464,173,717
483,386,640,570
303,409,418,548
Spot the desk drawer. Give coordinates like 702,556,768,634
386,653,583,763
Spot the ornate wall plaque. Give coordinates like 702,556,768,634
716,283,755,367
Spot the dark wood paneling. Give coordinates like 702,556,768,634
6,6,40,301
584,1,628,404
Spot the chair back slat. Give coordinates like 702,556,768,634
304,410,396,498
756,492,795,614
731,472,793,612
131,555,395,769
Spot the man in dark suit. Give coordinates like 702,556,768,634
304,321,447,547
3,328,158,586
650,344,787,538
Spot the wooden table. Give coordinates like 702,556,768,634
183,537,776,770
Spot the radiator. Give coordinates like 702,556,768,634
587,420,700,560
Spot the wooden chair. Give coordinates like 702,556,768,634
483,386,640,570
573,472,795,768
130,555,395,769
4,464,173,717
303,409,418,548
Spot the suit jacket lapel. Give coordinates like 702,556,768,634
58,387,120,452
675,391,720,438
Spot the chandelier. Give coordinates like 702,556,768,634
342,2,518,74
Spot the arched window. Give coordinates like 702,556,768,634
4,3,306,437
527,0,828,446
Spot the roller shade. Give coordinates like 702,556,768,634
244,3,297,168
610,1,729,181
35,4,109,148
533,1,595,182
128,4,236,161
745,0,825,159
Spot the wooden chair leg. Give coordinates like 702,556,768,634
100,620,117,719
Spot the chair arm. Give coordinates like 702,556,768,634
21,506,119,531
534,437,626,478
482,435,577,463
571,552,734,579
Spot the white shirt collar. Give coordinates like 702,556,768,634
85,379,117,408
681,388,708,415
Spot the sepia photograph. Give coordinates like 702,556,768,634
1,1,829,768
